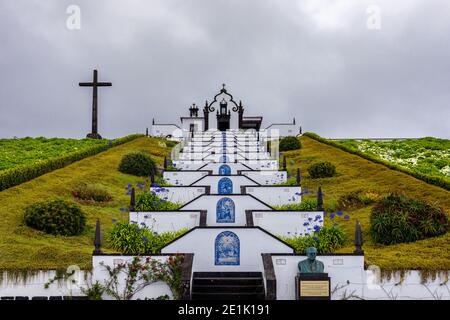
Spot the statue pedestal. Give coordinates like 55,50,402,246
295,273,331,300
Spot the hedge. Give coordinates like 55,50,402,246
303,132,450,191
0,134,144,192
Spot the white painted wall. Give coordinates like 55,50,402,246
252,211,323,237
92,255,174,300
241,170,287,185
181,195,272,226
240,160,279,171
151,124,183,139
192,175,258,194
162,228,293,272
200,162,251,175
172,161,209,171
245,186,301,206
130,211,201,233
271,255,450,300
150,186,206,204
0,270,90,299
164,171,210,186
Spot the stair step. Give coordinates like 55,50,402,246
192,284,264,294
192,292,265,300
193,278,263,286
193,272,262,278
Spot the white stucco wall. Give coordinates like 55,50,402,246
245,186,301,206
129,211,201,233
192,175,259,194
172,161,209,171
241,170,287,185
0,270,90,299
199,162,251,174
92,255,174,300
150,186,207,204
164,171,210,186
151,124,183,139
162,228,293,272
181,195,272,226
240,160,279,171
252,211,323,237
271,255,450,300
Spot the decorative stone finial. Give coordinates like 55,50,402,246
317,186,324,211
93,219,102,255
130,187,136,212
354,221,364,254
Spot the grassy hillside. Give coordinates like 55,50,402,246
0,137,109,171
0,137,171,271
284,136,450,272
334,137,450,183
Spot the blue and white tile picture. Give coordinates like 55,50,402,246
219,164,231,176
216,197,235,223
218,177,232,194
215,231,240,265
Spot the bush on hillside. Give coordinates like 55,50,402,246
337,190,382,210
108,222,187,254
72,183,112,203
281,226,347,254
135,191,181,211
370,193,449,245
24,199,86,236
118,152,156,177
279,136,301,152
308,161,336,179
275,199,318,211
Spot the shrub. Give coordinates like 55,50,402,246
119,152,156,177
281,226,347,254
0,134,143,192
279,136,301,152
275,199,318,211
370,193,449,245
24,199,86,236
72,183,112,203
108,222,187,254
337,190,382,210
308,161,336,179
135,192,181,211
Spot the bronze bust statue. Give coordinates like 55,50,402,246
298,247,324,273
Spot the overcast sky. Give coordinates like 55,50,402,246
0,0,449,139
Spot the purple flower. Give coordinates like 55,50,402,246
140,222,146,226
329,213,336,220
112,218,117,223
313,225,321,232
313,237,319,241
315,215,322,221
333,222,338,227
303,222,309,226
141,236,149,243
337,211,344,216
344,215,350,220
308,217,313,221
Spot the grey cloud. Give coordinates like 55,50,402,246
0,0,449,139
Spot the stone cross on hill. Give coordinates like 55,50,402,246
79,69,112,139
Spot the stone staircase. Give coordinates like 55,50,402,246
191,272,265,300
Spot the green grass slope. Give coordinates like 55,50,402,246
0,137,171,271
285,136,450,272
